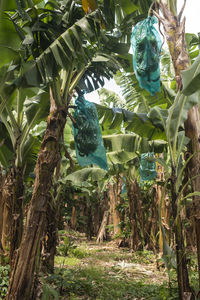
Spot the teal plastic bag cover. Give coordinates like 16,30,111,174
73,92,108,170
139,152,157,181
121,177,127,194
131,16,162,95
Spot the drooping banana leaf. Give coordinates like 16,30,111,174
103,133,139,152
11,9,105,87
0,16,21,67
166,91,199,148
103,133,139,165
0,120,14,167
22,135,41,178
107,150,137,165
65,167,107,185
161,226,177,270
1,0,44,11
148,87,199,164
182,55,200,96
114,71,174,112
23,89,49,125
96,103,166,140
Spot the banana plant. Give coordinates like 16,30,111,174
0,66,49,260
153,2,200,295
4,0,153,298
149,82,200,297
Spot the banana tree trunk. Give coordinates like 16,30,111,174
0,169,6,255
96,210,109,243
1,172,12,255
71,206,77,229
42,185,63,272
86,202,93,240
41,195,57,273
185,109,200,288
108,178,122,239
171,168,191,298
127,180,141,250
10,167,24,266
0,167,24,265
156,1,200,295
6,103,67,300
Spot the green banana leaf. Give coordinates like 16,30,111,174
0,16,21,67
161,226,177,270
107,150,137,165
114,71,174,113
96,104,166,140
24,89,49,125
22,135,41,178
166,91,199,157
65,167,107,185
103,134,139,152
13,9,106,87
182,55,200,96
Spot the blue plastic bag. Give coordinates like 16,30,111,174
131,16,162,95
73,92,108,170
139,152,157,181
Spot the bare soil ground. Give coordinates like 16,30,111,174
61,233,169,285
51,233,177,299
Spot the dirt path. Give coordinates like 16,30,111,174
52,235,178,299
80,241,168,285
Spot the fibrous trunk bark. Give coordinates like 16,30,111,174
1,172,12,255
127,180,141,250
6,103,67,300
41,195,57,273
86,202,93,240
0,167,5,256
108,179,121,238
171,168,191,299
10,167,24,266
42,185,63,272
96,210,109,243
0,167,24,264
71,206,77,229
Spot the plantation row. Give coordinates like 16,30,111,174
0,0,200,299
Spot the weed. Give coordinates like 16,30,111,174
42,283,59,300
70,247,89,259
57,236,77,257
44,265,179,299
132,250,155,265
0,264,10,300
43,239,182,299
55,256,80,266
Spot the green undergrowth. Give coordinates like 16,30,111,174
55,241,91,267
44,265,178,300
0,264,10,300
43,241,180,300
132,250,156,264
55,256,81,267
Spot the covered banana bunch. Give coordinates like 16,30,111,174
131,16,162,95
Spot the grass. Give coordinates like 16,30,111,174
44,265,178,300
42,238,180,300
55,256,81,267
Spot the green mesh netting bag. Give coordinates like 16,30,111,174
139,152,157,181
73,92,108,170
131,16,162,95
